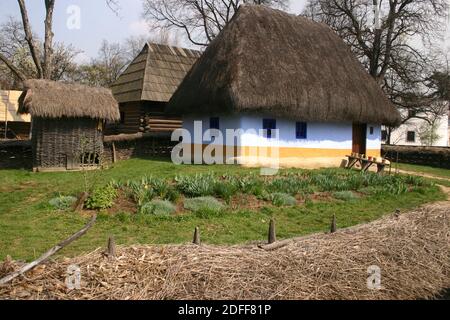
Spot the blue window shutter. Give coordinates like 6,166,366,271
210,117,220,130
263,119,276,138
296,122,307,139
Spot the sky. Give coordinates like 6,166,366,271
0,0,448,63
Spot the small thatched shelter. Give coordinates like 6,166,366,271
168,5,401,168
18,80,120,172
110,43,201,135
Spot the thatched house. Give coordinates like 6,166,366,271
18,80,120,172
168,5,401,168
110,43,201,135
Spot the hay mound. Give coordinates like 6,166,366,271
1,203,449,300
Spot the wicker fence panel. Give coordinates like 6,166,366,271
32,117,104,170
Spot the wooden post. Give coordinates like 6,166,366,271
72,192,89,212
193,227,200,245
107,236,116,258
112,142,117,163
330,214,337,233
268,219,276,244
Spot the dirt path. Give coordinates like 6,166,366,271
398,170,450,202
397,169,450,183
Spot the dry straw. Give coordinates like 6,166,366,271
18,80,120,121
0,202,449,300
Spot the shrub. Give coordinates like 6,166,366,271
214,182,238,201
175,174,217,197
126,180,155,206
140,200,176,216
85,184,117,210
333,191,358,201
184,196,225,215
163,187,181,203
49,195,77,210
147,176,170,198
271,193,297,207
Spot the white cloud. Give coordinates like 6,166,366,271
129,19,151,36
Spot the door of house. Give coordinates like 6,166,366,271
352,123,367,154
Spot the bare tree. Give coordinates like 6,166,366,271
142,0,289,46
72,40,128,87
0,17,80,89
0,0,124,84
303,0,449,143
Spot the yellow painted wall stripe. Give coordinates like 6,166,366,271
183,144,381,159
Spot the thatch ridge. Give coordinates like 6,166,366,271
18,80,120,121
168,5,401,126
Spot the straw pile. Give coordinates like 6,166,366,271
1,202,449,300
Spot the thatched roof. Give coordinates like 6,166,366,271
168,5,401,126
18,80,120,121
111,43,202,103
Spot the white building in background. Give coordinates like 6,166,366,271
382,105,449,147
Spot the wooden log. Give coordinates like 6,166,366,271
268,219,276,244
330,214,337,233
0,214,97,285
72,192,89,212
112,142,117,163
193,227,200,245
107,236,116,258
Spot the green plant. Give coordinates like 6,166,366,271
140,200,176,216
48,195,77,210
163,187,181,203
175,174,217,197
184,196,225,216
333,191,358,201
85,184,118,210
271,193,297,207
126,180,155,206
147,176,170,197
214,182,238,201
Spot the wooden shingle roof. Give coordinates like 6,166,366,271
111,43,202,103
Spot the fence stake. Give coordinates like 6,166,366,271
193,227,201,245
330,214,337,233
268,219,276,244
107,236,116,258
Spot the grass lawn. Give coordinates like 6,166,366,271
396,163,450,179
0,157,445,262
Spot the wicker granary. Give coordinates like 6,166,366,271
18,80,120,172
110,43,201,134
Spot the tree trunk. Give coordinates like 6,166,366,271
43,0,56,79
17,0,43,79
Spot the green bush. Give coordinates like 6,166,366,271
271,193,297,207
214,182,238,201
49,195,77,210
140,200,176,216
126,180,155,206
163,187,181,203
184,196,225,215
85,184,118,210
333,191,358,201
175,174,217,197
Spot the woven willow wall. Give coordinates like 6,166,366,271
31,117,104,171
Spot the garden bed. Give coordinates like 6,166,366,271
52,169,436,219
